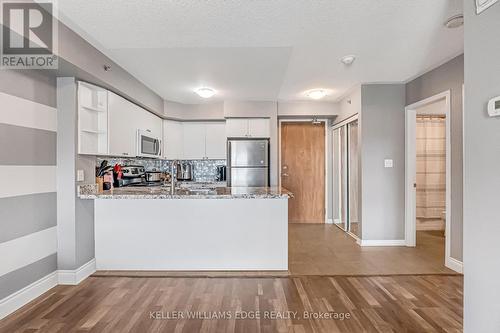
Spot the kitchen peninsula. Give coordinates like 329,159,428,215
79,185,291,271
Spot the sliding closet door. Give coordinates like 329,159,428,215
347,120,360,237
332,126,348,230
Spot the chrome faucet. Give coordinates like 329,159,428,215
170,160,178,193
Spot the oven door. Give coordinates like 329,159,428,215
137,130,161,158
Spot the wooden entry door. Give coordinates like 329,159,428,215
281,122,325,223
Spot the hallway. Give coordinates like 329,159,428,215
289,224,456,275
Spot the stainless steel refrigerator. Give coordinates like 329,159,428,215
227,139,269,187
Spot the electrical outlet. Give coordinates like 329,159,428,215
384,159,393,168
77,169,85,182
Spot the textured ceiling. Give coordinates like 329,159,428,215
57,0,464,103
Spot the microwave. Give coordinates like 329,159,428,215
137,129,161,158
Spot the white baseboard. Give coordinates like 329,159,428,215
326,218,333,224
0,259,96,321
445,257,463,274
357,239,406,247
0,271,58,320
58,259,96,285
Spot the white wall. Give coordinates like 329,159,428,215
278,101,338,117
463,2,500,332
164,101,225,120
334,87,362,125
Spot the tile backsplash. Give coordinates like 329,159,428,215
96,157,226,182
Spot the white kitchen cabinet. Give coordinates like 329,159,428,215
225,118,248,138
205,122,227,159
163,120,183,159
182,122,207,160
108,91,162,157
133,104,162,139
225,118,270,138
248,118,270,138
78,82,109,155
165,121,226,160
108,92,136,157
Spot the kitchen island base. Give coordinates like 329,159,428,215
94,198,288,271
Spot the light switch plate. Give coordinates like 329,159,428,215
77,169,85,182
384,159,394,168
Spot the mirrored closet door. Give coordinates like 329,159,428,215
332,117,360,239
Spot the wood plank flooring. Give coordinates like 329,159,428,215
289,224,456,275
0,275,463,332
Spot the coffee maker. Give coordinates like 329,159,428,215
176,161,193,181
216,165,226,182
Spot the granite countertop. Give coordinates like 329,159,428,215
77,184,293,200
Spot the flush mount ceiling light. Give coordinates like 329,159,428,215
307,89,328,100
444,14,464,28
195,87,216,98
341,55,356,65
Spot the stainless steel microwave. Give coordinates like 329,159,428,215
137,129,161,158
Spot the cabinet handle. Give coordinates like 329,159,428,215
123,153,129,156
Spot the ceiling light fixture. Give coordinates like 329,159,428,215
307,89,328,100
444,14,464,29
341,55,356,65
195,87,216,98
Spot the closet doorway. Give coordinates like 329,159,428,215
405,91,453,270
332,115,360,239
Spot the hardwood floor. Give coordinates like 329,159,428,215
95,226,455,278
289,224,456,275
0,275,463,333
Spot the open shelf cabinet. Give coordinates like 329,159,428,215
78,81,109,155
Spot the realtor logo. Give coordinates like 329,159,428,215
1,0,58,69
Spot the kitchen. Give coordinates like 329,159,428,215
0,1,476,330
72,81,292,271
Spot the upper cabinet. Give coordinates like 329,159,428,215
77,82,109,155
205,122,227,159
108,91,136,157
182,122,207,160
226,118,270,138
163,120,183,160
164,121,226,160
248,118,270,137
107,91,162,158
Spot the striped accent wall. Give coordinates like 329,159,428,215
0,71,57,313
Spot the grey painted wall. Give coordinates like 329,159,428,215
360,84,406,240
56,22,164,116
406,54,464,261
0,70,57,300
463,2,500,332
333,85,405,241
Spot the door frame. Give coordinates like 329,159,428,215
278,118,329,223
405,90,452,269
